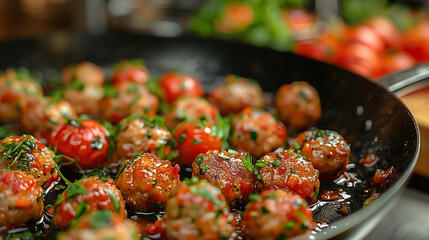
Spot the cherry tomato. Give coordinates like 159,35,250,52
173,122,222,167
293,37,338,62
159,72,204,104
50,119,110,169
344,25,385,54
377,50,417,78
283,8,318,40
111,59,149,85
364,16,401,50
333,42,382,80
215,2,254,34
401,21,429,62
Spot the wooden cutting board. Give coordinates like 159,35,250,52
401,86,429,177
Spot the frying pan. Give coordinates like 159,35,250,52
0,30,420,239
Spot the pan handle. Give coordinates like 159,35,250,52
378,63,429,96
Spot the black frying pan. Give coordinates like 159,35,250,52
0,30,420,239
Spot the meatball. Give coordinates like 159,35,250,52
21,97,76,135
292,129,351,178
164,97,219,131
0,69,43,122
59,210,139,240
101,82,159,124
274,81,321,129
61,61,105,87
116,152,180,212
244,190,314,240
166,179,234,240
63,84,103,117
0,135,59,186
256,150,320,204
230,107,287,157
114,115,176,163
54,176,126,229
111,59,150,85
0,170,44,230
208,75,264,115
192,150,256,208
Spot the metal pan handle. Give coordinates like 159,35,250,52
378,63,429,96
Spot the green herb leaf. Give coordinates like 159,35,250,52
90,210,112,229
240,153,254,172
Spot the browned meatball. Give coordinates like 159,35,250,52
230,107,287,157
0,170,44,230
116,152,180,212
165,179,234,240
63,84,103,117
54,177,126,229
114,115,176,163
256,150,320,204
61,61,105,87
244,190,314,240
192,150,256,208
0,135,59,186
274,81,322,129
208,75,264,115
21,97,76,135
292,129,351,178
164,97,219,131
101,82,159,124
58,210,139,240
0,69,43,122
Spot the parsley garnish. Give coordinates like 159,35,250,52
190,185,223,208
90,210,112,229
108,191,121,213
240,153,254,172
195,155,204,165
249,130,258,142
192,139,202,145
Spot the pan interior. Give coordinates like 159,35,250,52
0,31,419,239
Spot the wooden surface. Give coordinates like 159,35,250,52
401,87,429,177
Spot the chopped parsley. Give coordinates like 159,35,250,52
195,155,204,165
152,179,158,187
90,210,113,229
90,137,104,150
189,185,223,208
240,153,254,172
192,139,202,145
108,190,121,213
283,221,296,230
249,130,258,142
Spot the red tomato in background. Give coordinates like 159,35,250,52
216,2,254,34
364,16,401,50
344,25,385,54
283,8,318,40
159,72,204,104
50,119,110,169
112,59,149,85
402,21,429,62
173,122,222,167
293,33,339,62
377,50,417,78
334,42,382,80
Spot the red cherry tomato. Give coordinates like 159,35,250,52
377,50,417,78
283,8,317,40
333,42,382,80
364,16,401,50
111,59,149,85
401,21,429,62
159,72,204,104
344,25,385,54
50,119,110,169
173,122,222,167
216,2,254,34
